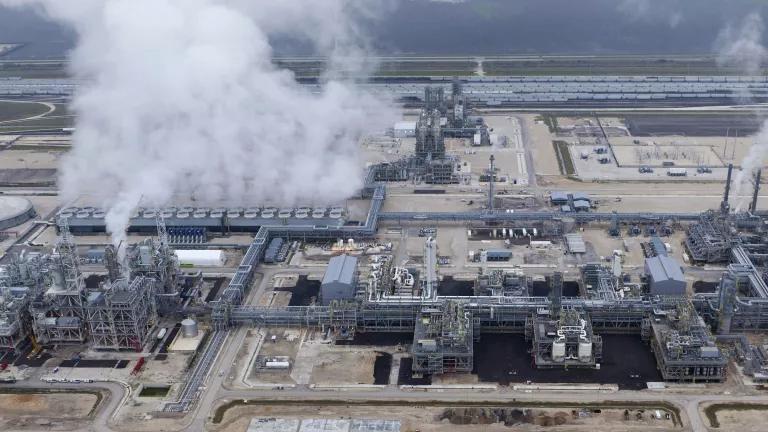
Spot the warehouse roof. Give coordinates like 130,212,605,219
645,256,685,283
322,255,358,286
550,191,591,203
650,236,668,257
486,250,513,259
564,233,586,253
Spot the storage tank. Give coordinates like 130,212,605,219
181,319,198,338
552,340,566,361
578,341,593,361
264,360,290,369
174,250,226,267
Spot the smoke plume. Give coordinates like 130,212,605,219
715,12,768,76
714,12,768,204
2,0,397,246
616,0,683,29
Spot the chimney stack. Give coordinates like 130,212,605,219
750,169,762,214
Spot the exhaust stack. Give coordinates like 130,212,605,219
750,169,762,214
721,163,733,214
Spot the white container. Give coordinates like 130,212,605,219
552,341,566,361
578,341,592,361
175,249,226,267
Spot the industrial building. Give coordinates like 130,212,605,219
85,277,156,351
412,301,474,375
645,255,686,296
320,255,359,306
647,303,727,382
14,75,768,107
4,100,768,419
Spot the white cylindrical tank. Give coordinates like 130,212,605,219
174,250,226,267
578,341,593,361
552,341,566,361
264,360,290,369
181,319,198,338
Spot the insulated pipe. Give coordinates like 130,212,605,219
721,163,733,214
750,169,762,214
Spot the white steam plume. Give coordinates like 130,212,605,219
715,12,768,76
2,0,398,248
714,12,768,208
616,0,683,29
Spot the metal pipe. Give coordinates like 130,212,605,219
721,163,733,214
751,169,762,214
488,154,495,211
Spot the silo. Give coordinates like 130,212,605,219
181,318,198,338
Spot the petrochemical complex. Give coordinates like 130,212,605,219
3,73,768,430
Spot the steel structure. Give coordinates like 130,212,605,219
412,301,474,375
31,218,87,344
527,307,602,368
648,302,727,382
85,277,157,351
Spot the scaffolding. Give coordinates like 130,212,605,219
649,301,727,382
0,286,32,350
85,277,157,351
474,269,528,297
581,263,620,301
526,307,603,368
126,215,181,314
412,301,474,375
31,218,87,345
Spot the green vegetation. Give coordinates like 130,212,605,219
0,101,51,122
138,385,170,397
704,403,768,428
212,399,681,426
553,140,575,176
541,114,559,133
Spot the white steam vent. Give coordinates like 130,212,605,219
1,0,398,248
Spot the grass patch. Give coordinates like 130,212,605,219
704,403,768,428
541,114,559,133
553,140,575,176
0,116,75,133
138,385,170,397
212,399,682,427
0,101,51,122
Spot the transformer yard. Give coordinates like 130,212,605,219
4,80,768,432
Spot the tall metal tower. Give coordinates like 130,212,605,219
57,216,83,293
750,169,762,214
486,155,496,211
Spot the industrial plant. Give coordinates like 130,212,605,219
3,8,768,429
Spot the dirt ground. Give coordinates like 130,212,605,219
211,403,677,432
310,349,376,385
0,392,97,418
706,409,768,431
